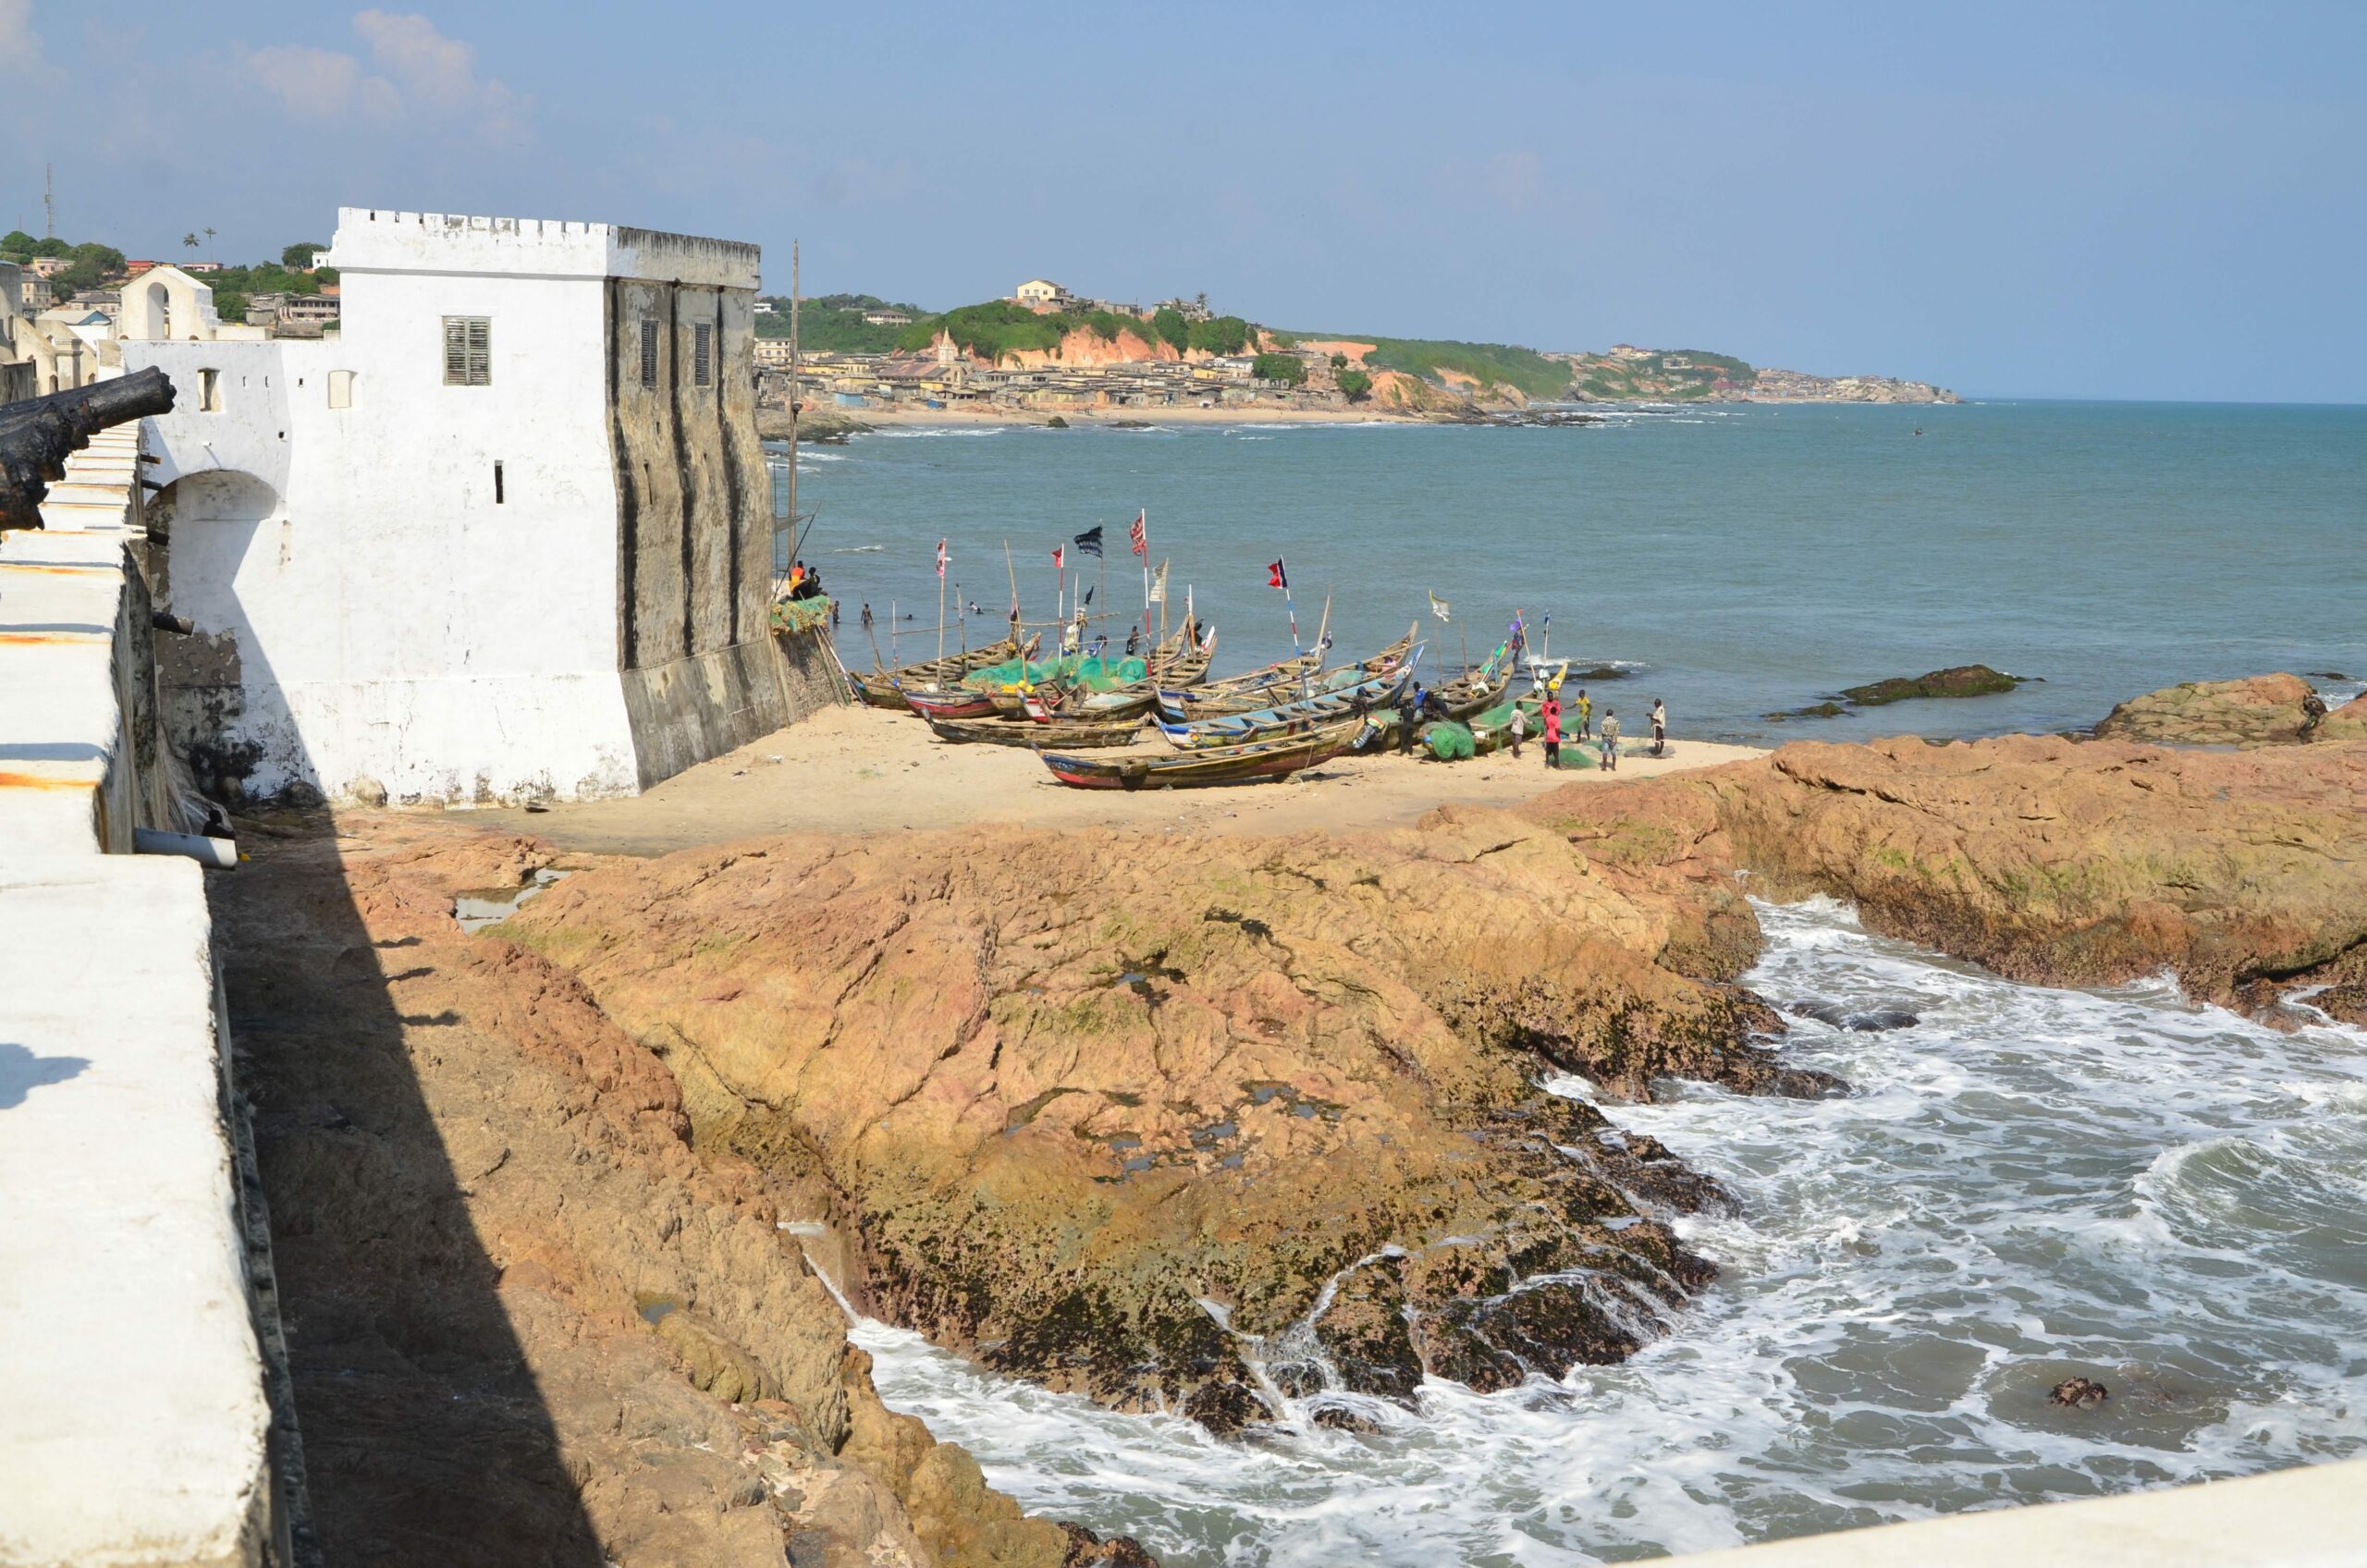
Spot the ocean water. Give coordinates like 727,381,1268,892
851,901,2367,1564
780,401,2367,741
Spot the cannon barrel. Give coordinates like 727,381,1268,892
0,367,178,532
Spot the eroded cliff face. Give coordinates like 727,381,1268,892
1552,734,2367,1029
505,804,1822,1431
216,815,1100,1568
997,327,1177,369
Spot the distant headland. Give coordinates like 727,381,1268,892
753,275,1958,426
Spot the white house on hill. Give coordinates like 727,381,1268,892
123,207,785,806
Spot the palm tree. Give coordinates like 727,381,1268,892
202,226,216,263
182,232,198,252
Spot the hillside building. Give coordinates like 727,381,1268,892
122,206,785,806
1012,277,1072,310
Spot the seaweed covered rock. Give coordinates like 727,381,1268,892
506,806,1814,1427
1840,664,2022,704
2091,672,2324,747
2316,693,2367,744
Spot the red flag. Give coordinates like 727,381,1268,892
1129,510,1148,557
1267,557,1288,590
935,539,949,579
1052,545,1065,570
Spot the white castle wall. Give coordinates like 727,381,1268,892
124,208,772,805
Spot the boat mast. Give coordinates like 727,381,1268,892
785,241,801,572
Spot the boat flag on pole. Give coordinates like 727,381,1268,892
1051,545,1064,570
1267,557,1288,590
1073,525,1104,557
1129,510,1147,557
1429,590,1451,622
936,539,949,579
1147,559,1168,604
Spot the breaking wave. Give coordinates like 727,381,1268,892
854,896,2367,1564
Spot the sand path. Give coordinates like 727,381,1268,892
469,704,1765,858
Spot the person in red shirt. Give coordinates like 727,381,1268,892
1541,696,1562,769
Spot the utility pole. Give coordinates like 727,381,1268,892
44,165,55,239
785,239,800,569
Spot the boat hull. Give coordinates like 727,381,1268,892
926,716,1144,749
1041,719,1368,790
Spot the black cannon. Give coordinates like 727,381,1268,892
0,366,177,531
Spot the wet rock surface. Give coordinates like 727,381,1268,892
506,804,1812,1428
2091,671,2327,748
215,814,1085,1567
1840,665,2023,704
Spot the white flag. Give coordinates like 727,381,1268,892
1147,558,1169,605
1429,590,1451,623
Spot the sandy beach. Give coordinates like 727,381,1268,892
468,702,1764,857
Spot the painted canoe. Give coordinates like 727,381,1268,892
902,686,1003,720
1155,626,1418,719
926,715,1147,749
1156,664,1417,749
1041,717,1371,790
855,635,1032,709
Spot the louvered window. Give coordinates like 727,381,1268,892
639,319,659,388
442,316,491,386
693,323,713,386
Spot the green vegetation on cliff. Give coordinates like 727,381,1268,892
1575,349,1757,401
1250,351,1306,385
1362,337,1574,400
755,293,929,353
895,300,1160,361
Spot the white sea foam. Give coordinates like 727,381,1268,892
856,897,2367,1565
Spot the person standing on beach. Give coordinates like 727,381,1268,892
1542,696,1562,769
1574,687,1593,741
1508,703,1527,759
1600,708,1620,770
1400,683,1427,754
1126,625,1141,657
1650,698,1666,756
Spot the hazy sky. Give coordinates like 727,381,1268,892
6,1,2361,401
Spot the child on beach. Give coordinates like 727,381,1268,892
1600,709,1620,770
1542,697,1562,768
1574,688,1593,741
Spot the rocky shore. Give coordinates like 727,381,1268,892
216,674,2367,1559
500,805,1824,1432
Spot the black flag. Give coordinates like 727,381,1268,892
1073,525,1105,557
1083,585,1096,606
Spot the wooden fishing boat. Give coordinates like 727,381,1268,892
926,714,1147,749
1155,625,1417,719
1041,717,1370,790
854,634,1032,709
1067,637,1215,717
901,685,1003,720
1157,664,1417,749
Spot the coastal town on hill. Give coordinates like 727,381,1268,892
754,275,1960,423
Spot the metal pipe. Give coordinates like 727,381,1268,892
133,828,237,868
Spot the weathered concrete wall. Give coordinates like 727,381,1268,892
606,273,782,787
0,420,299,1567
774,625,850,726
